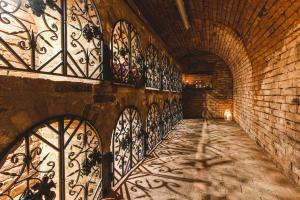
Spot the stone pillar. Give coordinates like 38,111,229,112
102,152,113,196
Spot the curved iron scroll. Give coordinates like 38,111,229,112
161,55,171,91
161,101,172,138
171,100,178,126
112,107,143,185
112,20,143,85
145,44,161,89
0,0,103,80
178,100,183,120
146,103,161,154
0,116,103,200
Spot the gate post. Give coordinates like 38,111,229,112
102,152,113,197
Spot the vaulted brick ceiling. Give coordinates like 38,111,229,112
133,0,300,74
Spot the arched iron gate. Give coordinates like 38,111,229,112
146,103,161,154
111,20,143,85
0,0,103,80
145,44,161,89
112,107,144,185
0,116,103,200
171,100,179,126
161,101,172,138
178,100,183,120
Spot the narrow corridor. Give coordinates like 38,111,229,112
113,120,300,200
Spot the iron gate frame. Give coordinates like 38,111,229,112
0,0,104,80
146,103,161,154
145,44,161,89
0,115,103,200
111,19,144,85
112,106,144,186
161,101,172,138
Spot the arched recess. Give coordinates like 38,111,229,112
161,101,172,137
146,103,161,153
0,0,103,80
178,99,183,121
0,116,103,199
111,20,143,85
161,55,170,91
171,100,178,126
178,21,253,127
171,66,182,92
112,107,143,185
145,44,161,89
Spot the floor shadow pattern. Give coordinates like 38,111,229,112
113,119,300,200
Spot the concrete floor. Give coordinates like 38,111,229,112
113,119,300,200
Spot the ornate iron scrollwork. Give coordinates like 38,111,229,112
0,116,103,200
171,100,179,126
162,101,172,137
20,175,56,200
0,0,103,80
161,55,171,91
112,20,143,84
27,0,46,17
145,44,161,89
27,0,57,17
146,103,161,153
112,107,143,185
121,134,133,150
83,24,102,42
178,100,183,120
82,148,102,176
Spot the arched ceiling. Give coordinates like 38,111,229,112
180,51,230,75
133,0,300,75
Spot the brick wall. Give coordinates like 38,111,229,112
182,89,205,118
183,59,233,119
237,22,300,185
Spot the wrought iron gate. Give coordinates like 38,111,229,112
161,101,172,137
161,55,170,91
145,44,161,89
0,116,103,200
112,20,143,85
112,107,144,185
0,0,103,80
146,103,160,153
171,100,178,126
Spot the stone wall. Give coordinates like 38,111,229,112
0,0,181,155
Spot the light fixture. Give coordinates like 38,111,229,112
175,0,190,30
224,109,232,121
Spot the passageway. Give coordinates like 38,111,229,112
113,120,300,200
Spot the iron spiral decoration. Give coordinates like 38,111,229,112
112,107,143,185
146,103,161,154
145,44,161,89
161,55,171,91
0,0,103,80
0,116,103,200
171,100,179,126
178,100,183,120
112,20,143,85
162,101,172,138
